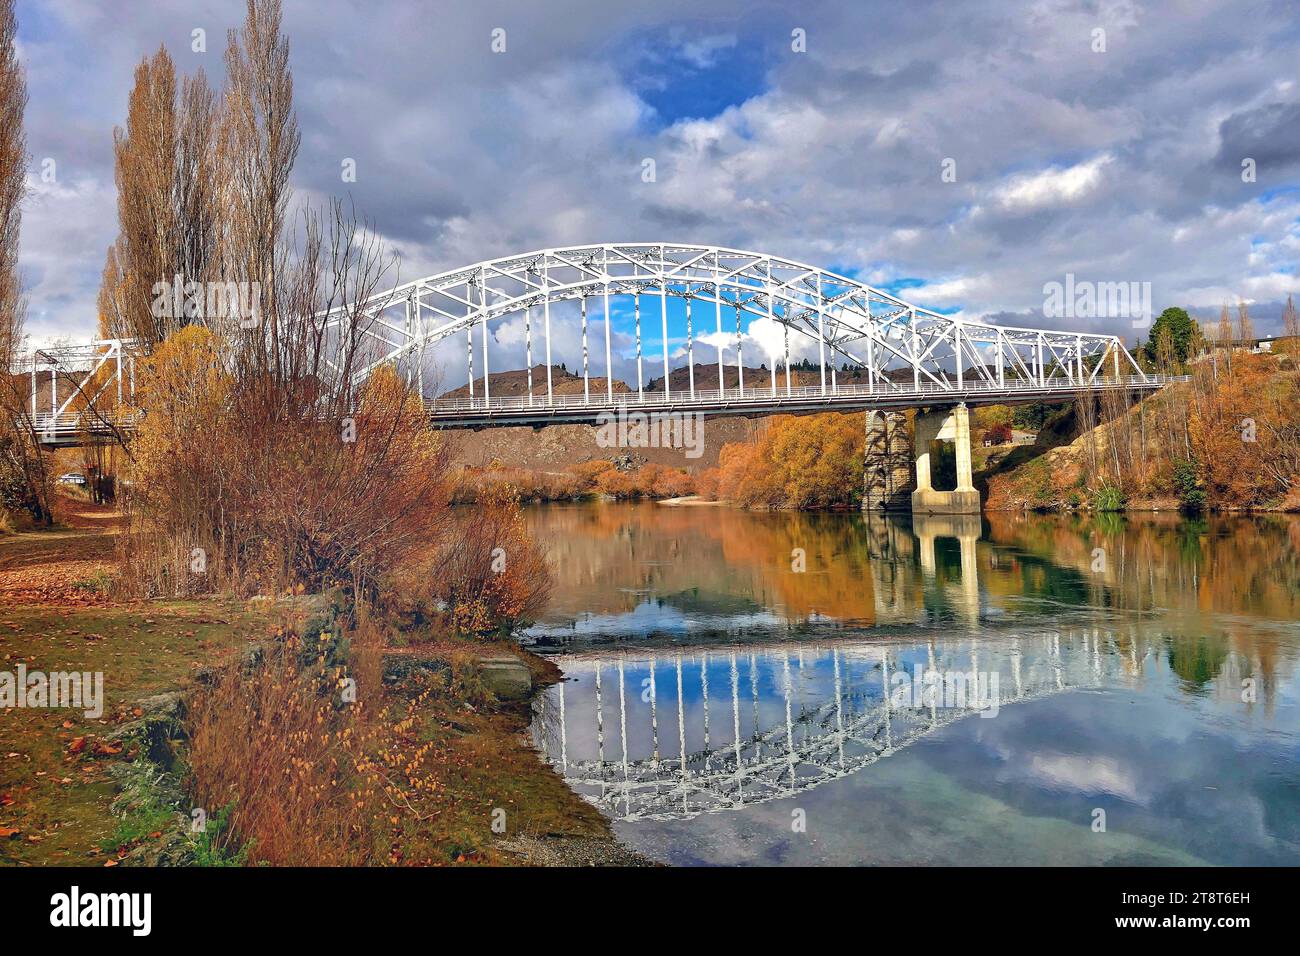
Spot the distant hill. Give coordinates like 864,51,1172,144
647,363,828,392
439,365,631,400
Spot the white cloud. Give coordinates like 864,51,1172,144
993,154,1114,211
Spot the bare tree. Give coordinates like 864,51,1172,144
1283,294,1299,339
223,0,300,375
0,0,19,356
1218,302,1234,374
1237,300,1254,347
0,0,53,525
110,46,179,344
176,69,222,293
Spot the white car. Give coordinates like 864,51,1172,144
56,472,87,486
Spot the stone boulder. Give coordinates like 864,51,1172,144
477,654,532,701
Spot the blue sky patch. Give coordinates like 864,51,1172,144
622,26,769,129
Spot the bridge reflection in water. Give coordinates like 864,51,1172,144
531,629,1141,822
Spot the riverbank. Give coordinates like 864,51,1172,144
0,496,645,866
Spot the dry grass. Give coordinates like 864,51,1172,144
185,621,608,866
449,458,697,504
186,623,391,866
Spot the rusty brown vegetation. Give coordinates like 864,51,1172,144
62,1,558,866
988,343,1300,512
696,413,865,509
449,456,697,503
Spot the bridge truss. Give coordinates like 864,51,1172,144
11,243,1168,441
13,339,137,446
322,242,1156,425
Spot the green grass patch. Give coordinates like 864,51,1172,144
0,599,268,866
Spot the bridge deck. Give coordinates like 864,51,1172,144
424,374,1177,429
23,374,1180,444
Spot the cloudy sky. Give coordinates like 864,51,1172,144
14,0,1300,373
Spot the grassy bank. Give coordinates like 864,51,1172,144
0,497,636,867
0,598,266,864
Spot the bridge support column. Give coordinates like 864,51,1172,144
862,411,914,511
911,403,980,515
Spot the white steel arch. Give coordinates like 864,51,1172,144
324,242,1151,416
11,244,1171,444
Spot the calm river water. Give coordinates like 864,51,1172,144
523,502,1300,866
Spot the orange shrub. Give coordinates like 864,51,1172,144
593,466,638,498
122,328,450,599
431,486,551,636
591,462,694,499
568,459,616,485
699,413,863,509
642,463,694,498
1188,355,1300,508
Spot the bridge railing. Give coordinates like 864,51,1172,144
424,373,1183,416
26,411,142,442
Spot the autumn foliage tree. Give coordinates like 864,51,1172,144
100,45,224,346
699,413,864,509
412,485,551,636
121,323,456,600
1188,354,1300,508
107,0,555,625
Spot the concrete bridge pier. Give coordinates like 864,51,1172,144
862,410,914,511
911,403,980,515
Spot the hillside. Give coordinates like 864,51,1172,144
982,352,1300,512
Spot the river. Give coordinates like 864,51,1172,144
523,502,1300,866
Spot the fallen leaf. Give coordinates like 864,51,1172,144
68,737,87,754
0,827,19,838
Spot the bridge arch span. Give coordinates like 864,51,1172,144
16,243,1174,445
322,242,1150,416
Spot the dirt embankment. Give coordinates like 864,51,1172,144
439,364,832,472
444,418,761,472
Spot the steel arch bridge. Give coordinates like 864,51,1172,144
322,242,1166,428
14,242,1174,444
